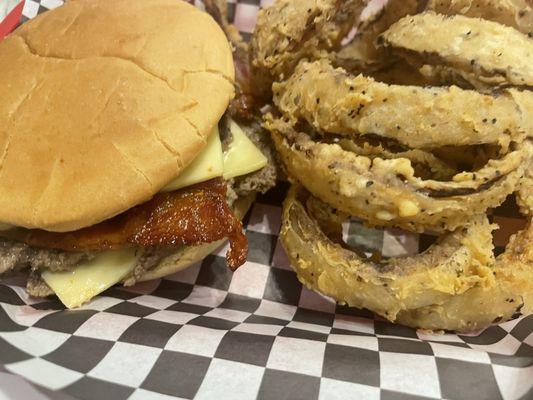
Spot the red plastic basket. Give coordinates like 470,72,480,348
0,0,25,40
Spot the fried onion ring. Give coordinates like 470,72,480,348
369,60,442,86
250,0,366,97
336,137,457,181
281,185,532,331
397,218,533,330
273,59,529,150
268,117,526,232
335,0,423,71
517,140,533,215
382,12,533,90
426,0,533,35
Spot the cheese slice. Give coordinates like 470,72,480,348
42,248,140,309
162,120,268,191
223,120,268,179
162,127,224,192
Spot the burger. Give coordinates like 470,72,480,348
0,0,276,308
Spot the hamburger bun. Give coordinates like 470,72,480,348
0,0,234,232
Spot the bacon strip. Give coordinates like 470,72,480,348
2,179,247,270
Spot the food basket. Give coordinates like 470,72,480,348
0,1,530,399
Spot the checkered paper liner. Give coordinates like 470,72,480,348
0,1,531,399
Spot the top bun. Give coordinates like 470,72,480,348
0,0,234,232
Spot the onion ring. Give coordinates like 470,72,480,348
426,0,533,35
369,60,441,86
250,0,366,97
517,140,533,215
273,59,529,150
267,117,526,232
335,0,423,71
382,12,533,90
336,137,457,181
397,218,533,330
281,185,532,331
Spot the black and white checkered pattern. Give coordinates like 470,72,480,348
20,0,60,22
1,1,531,399
1,183,531,400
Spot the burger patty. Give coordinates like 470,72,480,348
0,239,93,275
0,231,188,297
222,116,278,200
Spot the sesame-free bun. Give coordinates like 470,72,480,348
0,0,234,232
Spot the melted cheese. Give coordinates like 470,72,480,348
223,120,268,179
162,120,268,191
162,127,224,192
42,248,140,309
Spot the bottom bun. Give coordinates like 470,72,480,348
135,193,256,282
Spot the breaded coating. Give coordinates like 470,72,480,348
250,0,365,96
335,0,422,71
382,12,533,89
426,0,533,35
337,138,457,180
268,118,526,232
371,60,442,86
398,217,533,330
281,185,532,332
517,140,533,215
273,59,528,150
